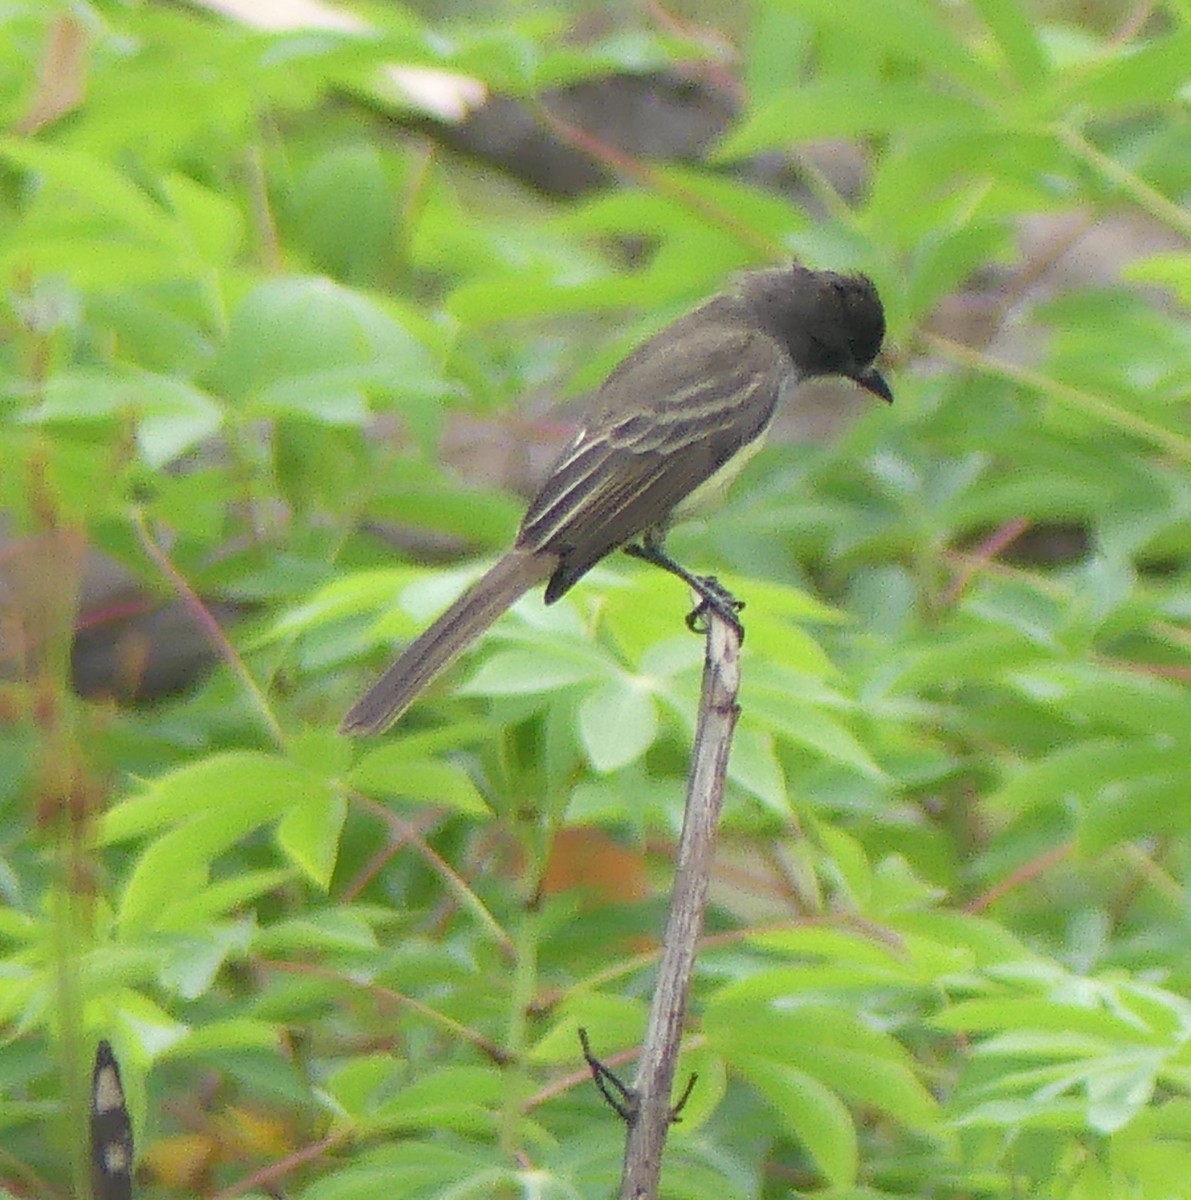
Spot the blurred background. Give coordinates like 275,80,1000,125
2,1,1191,1197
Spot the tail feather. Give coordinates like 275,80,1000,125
341,549,555,735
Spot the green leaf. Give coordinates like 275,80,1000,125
161,172,243,265
772,0,999,94
21,366,223,467
727,727,789,814
751,695,885,779
577,678,658,772
151,869,295,931
706,997,940,1130
158,919,254,1000
745,926,909,970
818,826,874,909
936,997,1162,1043
101,753,331,843
108,753,336,931
969,0,1050,88
1079,772,1191,856
1086,1062,1158,1134
745,5,813,103
297,1144,508,1200
461,647,606,696
292,144,396,286
276,788,346,889
530,993,648,1063
906,223,1014,322
733,1056,858,1187
1006,662,1191,740
990,738,1191,819
0,137,181,248
893,911,1033,966
347,753,491,816
365,1066,502,1136
257,909,382,958
267,568,425,639
214,277,445,411
323,1054,401,1119
793,1043,939,1131
717,80,987,159
1053,29,1191,114
1126,252,1191,306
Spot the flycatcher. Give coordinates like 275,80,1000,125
342,262,891,734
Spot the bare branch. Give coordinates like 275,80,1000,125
618,609,742,1199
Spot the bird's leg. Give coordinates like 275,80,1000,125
623,529,745,642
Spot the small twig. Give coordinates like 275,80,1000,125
1109,0,1160,47
210,1133,346,1200
921,332,1191,463
964,843,1072,913
257,958,511,1064
668,1072,698,1123
533,105,782,260
643,1,740,99
350,791,514,957
130,506,283,746
941,517,1031,607
579,1027,700,1128
617,606,743,1199
1056,125,1191,244
579,1027,636,1123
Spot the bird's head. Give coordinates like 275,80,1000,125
742,264,892,403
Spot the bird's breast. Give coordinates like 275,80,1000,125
670,427,770,523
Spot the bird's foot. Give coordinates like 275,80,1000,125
623,540,747,644
685,575,745,642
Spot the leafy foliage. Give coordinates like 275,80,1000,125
2,0,1191,1197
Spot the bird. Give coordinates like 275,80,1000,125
342,261,891,735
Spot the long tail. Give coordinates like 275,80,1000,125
340,548,556,735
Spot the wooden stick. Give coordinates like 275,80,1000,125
618,608,742,1199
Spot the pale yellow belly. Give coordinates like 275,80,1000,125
670,429,769,524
